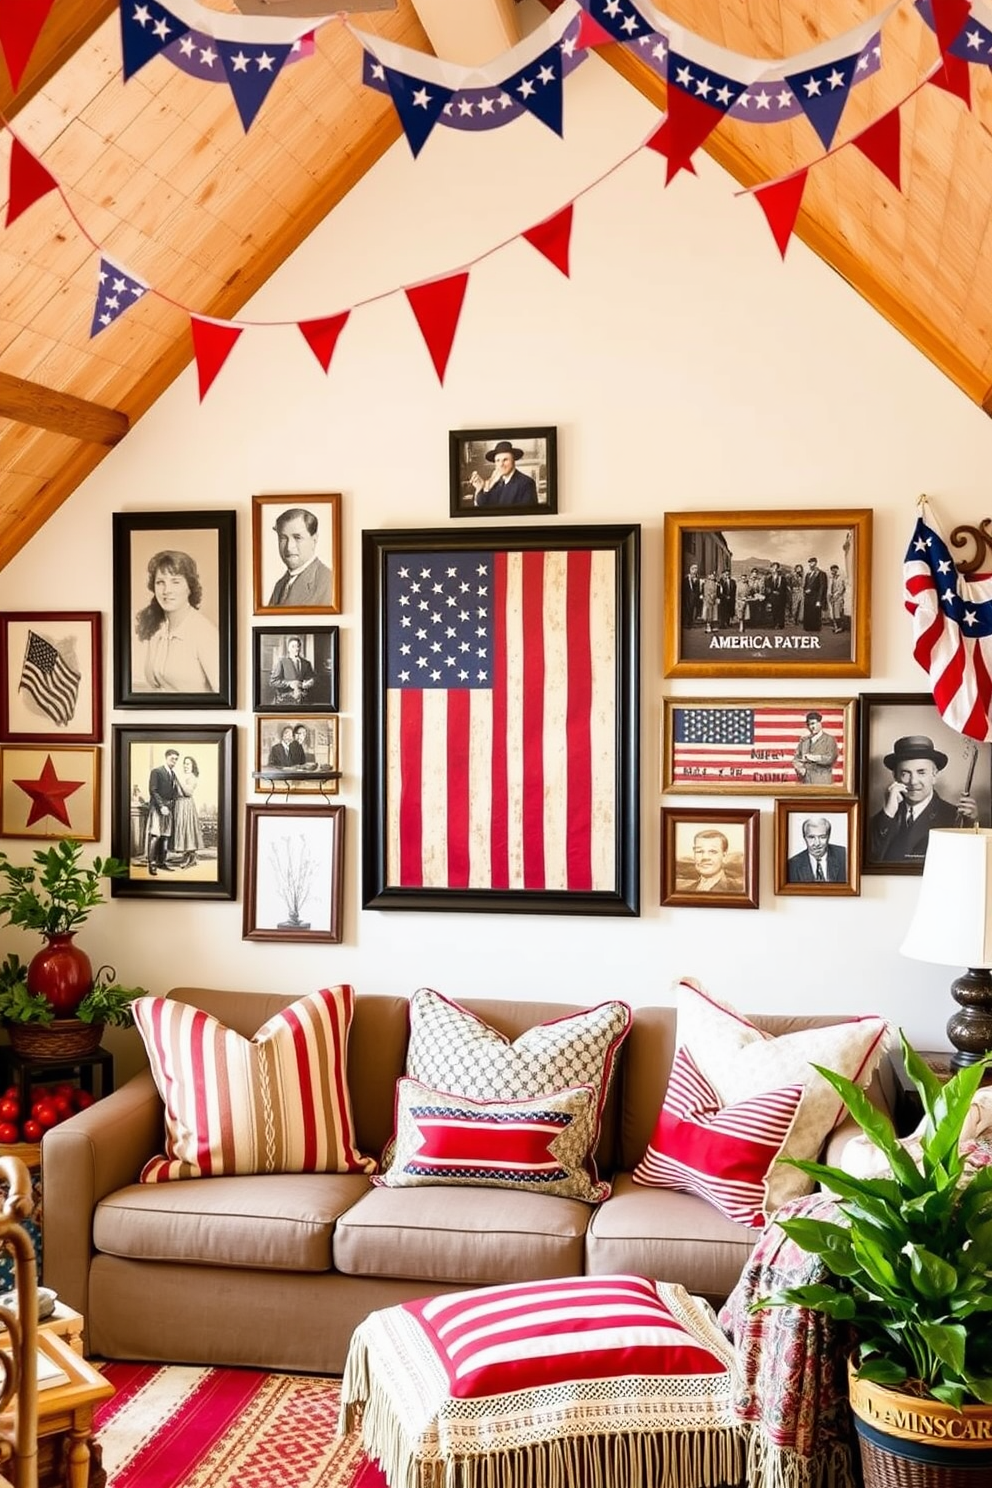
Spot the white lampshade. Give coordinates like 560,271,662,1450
900,828,992,969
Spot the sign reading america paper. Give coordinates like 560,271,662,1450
663,700,855,795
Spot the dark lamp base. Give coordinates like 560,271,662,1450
947,967,992,1070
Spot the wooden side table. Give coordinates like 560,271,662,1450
33,1330,114,1488
0,1047,114,1123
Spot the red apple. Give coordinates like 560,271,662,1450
0,1123,18,1145
33,1103,58,1130
73,1091,95,1111
21,1120,42,1143
0,1098,19,1123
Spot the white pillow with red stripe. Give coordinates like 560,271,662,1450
632,1045,803,1226
376,1077,610,1201
133,987,374,1182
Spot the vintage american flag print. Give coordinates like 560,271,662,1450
384,547,617,892
668,704,847,788
19,630,81,728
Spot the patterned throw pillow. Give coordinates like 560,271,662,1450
674,978,889,1211
632,1045,804,1226
376,1078,610,1202
133,986,374,1182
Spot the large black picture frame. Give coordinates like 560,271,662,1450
362,523,640,916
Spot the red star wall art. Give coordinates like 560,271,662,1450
0,747,99,840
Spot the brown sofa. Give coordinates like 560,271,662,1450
41,987,895,1374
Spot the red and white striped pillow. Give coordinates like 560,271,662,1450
133,987,374,1182
632,1045,803,1227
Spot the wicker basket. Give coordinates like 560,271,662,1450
6,1019,105,1060
849,1364,992,1487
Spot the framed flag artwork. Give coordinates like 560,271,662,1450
0,612,102,743
0,746,100,840
661,697,857,796
362,524,640,915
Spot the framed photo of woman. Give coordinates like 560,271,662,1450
112,512,236,709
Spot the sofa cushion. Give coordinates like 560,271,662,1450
632,1045,803,1227
93,1172,372,1271
133,985,374,1181
333,1184,591,1285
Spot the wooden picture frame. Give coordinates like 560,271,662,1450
362,523,640,915
109,724,237,899
859,692,992,876
0,612,102,743
774,797,861,896
254,715,339,794
663,509,872,679
252,494,341,615
448,427,558,518
0,746,100,840
243,804,344,943
251,626,339,713
660,807,759,909
662,697,857,796
112,511,236,709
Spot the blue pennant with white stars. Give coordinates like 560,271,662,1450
583,0,652,45
218,40,293,132
383,69,456,157
90,256,148,338
784,52,860,150
120,0,191,81
501,42,565,136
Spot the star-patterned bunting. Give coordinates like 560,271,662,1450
120,0,192,81
664,50,749,182
783,52,861,150
580,0,653,46
89,257,148,338
13,756,84,830
381,70,456,157
218,39,293,131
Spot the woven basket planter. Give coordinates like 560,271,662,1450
849,1364,992,1487
6,1019,105,1060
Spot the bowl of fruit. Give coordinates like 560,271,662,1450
0,1081,98,1160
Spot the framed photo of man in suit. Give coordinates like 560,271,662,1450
252,494,341,616
449,428,557,518
252,626,339,712
660,807,759,909
774,798,860,896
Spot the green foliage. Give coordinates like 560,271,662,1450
0,840,127,937
753,1032,992,1409
75,975,141,1029
0,955,141,1028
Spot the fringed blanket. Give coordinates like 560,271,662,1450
718,1193,857,1488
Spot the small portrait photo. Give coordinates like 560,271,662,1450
774,799,860,896
448,427,557,518
252,627,339,712
255,716,339,795
0,612,102,742
661,808,759,909
252,494,341,615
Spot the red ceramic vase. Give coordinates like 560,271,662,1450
26,933,93,1016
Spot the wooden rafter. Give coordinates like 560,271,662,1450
0,371,128,445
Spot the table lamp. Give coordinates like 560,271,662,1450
900,827,992,1069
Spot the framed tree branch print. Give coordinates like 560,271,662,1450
362,524,640,915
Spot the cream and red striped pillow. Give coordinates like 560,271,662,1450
133,987,374,1182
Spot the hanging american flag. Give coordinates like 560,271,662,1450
903,497,992,743
669,704,847,787
19,631,81,728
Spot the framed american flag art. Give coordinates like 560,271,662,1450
362,524,640,915
0,612,102,743
661,697,857,796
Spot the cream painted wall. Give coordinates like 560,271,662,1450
4,47,991,1079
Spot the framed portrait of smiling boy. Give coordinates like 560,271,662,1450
660,808,759,909
252,494,341,616
663,509,871,679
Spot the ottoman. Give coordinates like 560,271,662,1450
340,1273,745,1488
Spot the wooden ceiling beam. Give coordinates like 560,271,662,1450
1,1,119,120
409,0,517,65
0,371,129,446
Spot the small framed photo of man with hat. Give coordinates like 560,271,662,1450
449,428,557,518
859,692,992,875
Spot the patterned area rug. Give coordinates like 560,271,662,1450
94,1364,388,1488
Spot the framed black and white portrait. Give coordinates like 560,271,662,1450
252,494,341,615
448,428,557,518
774,798,860,896
660,807,759,909
252,626,339,712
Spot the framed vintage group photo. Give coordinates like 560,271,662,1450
109,725,237,899
660,807,759,909
664,509,871,679
774,798,860,896
252,494,341,615
662,697,857,796
243,804,345,943
0,612,102,742
255,715,340,793
448,428,557,518
252,626,339,712
0,746,100,840
859,692,992,875
112,512,236,709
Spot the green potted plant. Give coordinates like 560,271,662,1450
755,1033,992,1485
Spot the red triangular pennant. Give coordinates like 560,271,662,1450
405,272,469,385
576,11,614,50
664,90,723,184
643,120,697,174
522,205,573,278
929,52,971,107
190,317,243,401
0,0,55,90
298,311,350,373
852,108,902,192
6,137,58,227
931,0,971,61
754,170,808,260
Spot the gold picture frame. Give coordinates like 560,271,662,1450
662,697,858,796
661,807,759,909
773,797,861,897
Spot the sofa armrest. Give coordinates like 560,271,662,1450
41,1070,163,1331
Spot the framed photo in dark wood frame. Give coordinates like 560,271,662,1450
112,512,236,709
660,807,759,909
243,804,344,943
252,494,341,615
663,509,872,679
362,523,640,915
110,724,237,899
662,697,857,796
859,692,992,876
0,746,100,840
0,612,102,743
774,797,860,896
448,427,557,518
251,626,339,712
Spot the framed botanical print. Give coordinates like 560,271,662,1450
252,494,341,615
662,697,857,796
112,512,236,709
448,428,558,518
0,746,100,840
663,509,871,679
251,626,339,713
0,612,102,743
242,804,344,943
774,798,860,896
660,807,759,909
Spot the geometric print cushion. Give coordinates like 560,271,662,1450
675,978,889,1212
133,986,375,1181
375,1078,611,1202
631,1045,804,1227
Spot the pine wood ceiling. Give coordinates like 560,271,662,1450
1,0,990,572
